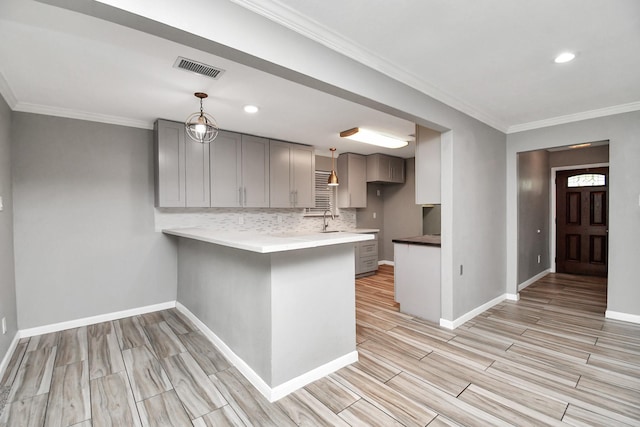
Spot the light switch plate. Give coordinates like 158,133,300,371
0,196,3,211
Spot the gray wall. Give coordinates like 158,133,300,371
506,111,640,317
382,158,423,261
517,150,550,284
0,96,17,358
549,144,609,168
12,113,177,329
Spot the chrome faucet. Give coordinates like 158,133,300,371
322,209,334,232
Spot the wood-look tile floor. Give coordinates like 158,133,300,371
2,265,640,426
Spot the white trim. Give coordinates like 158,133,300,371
0,332,20,383
378,260,394,266
176,301,357,402
505,293,520,301
518,269,550,292
19,301,176,338
439,293,507,330
508,101,640,134
550,163,609,275
605,311,640,325
0,70,17,109
269,351,358,402
12,102,152,130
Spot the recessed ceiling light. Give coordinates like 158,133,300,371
243,105,259,113
554,52,575,64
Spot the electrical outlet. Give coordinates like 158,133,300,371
2,317,6,335
238,215,244,225
376,189,381,196
0,196,3,211
373,212,377,219
277,215,283,224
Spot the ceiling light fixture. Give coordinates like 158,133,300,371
340,127,408,149
185,92,219,143
554,52,575,64
328,148,339,186
243,105,259,113
569,143,591,149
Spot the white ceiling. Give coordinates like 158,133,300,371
1,0,639,158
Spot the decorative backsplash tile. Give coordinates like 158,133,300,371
155,208,356,233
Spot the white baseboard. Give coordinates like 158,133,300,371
176,301,357,402
440,293,507,330
19,301,176,338
379,260,394,266
0,332,20,383
605,310,640,325
506,293,520,301
518,269,550,291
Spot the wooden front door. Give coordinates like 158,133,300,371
556,167,608,276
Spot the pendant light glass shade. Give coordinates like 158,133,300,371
185,92,219,143
328,147,339,186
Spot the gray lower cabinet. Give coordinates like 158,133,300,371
337,153,367,208
269,140,315,208
355,233,378,276
155,119,209,207
210,131,270,207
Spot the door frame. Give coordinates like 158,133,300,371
550,162,609,274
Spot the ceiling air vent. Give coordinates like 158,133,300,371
173,57,225,80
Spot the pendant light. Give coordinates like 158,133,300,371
328,147,339,186
185,92,219,143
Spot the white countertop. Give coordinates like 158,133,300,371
162,227,374,253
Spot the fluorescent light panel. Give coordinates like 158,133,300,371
340,128,408,149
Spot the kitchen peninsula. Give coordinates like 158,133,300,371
163,227,373,401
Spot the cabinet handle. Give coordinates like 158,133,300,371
239,187,243,206
294,190,298,206
244,187,247,206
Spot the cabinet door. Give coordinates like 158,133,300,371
185,138,210,207
337,153,367,208
241,135,270,207
210,131,242,207
415,125,441,204
155,120,186,207
389,156,405,183
291,144,315,208
269,140,292,208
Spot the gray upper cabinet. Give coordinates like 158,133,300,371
155,119,209,207
185,135,211,207
337,153,367,208
415,125,441,204
211,132,270,207
155,120,185,207
269,141,315,208
366,153,405,183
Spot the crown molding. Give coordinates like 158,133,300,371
507,101,640,134
227,0,509,133
0,70,18,109
13,102,153,129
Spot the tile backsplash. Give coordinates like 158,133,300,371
155,208,356,233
